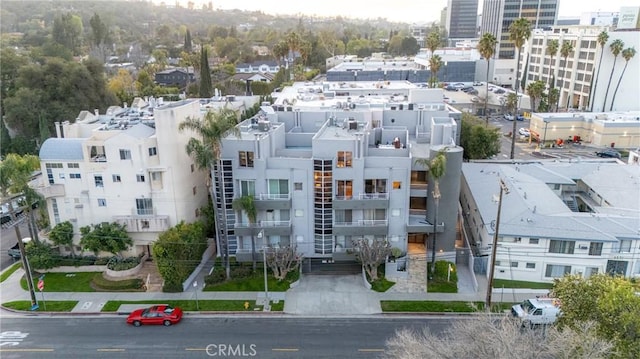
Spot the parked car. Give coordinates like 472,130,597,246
461,86,475,93
504,113,514,121
126,305,183,327
518,128,530,137
467,89,479,96
595,149,621,159
7,243,21,259
473,81,483,86
516,115,525,121
445,85,457,91
494,88,506,94
511,298,561,327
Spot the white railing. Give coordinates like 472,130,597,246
257,193,290,200
334,220,388,226
358,192,388,200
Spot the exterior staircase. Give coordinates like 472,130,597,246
136,260,164,292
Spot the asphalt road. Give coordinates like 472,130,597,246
0,316,458,358
1,222,29,271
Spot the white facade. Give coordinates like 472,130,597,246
520,26,640,112
461,161,640,282
37,99,210,256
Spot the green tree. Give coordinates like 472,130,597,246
590,31,609,111
545,39,559,86
551,274,640,358
179,107,241,279
49,221,75,257
199,47,212,97
232,195,258,271
428,55,444,88
526,80,545,112
25,242,57,270
153,221,208,292
609,47,636,111
52,13,83,55
89,13,109,47
400,36,420,56
508,17,531,159
460,113,501,160
79,222,132,258
558,40,575,110
477,33,497,123
184,28,193,53
425,30,441,58
602,39,624,111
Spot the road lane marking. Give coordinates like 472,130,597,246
0,348,54,352
358,348,384,352
97,348,125,352
272,348,299,352
185,348,206,351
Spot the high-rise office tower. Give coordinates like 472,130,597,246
480,0,558,59
446,0,479,42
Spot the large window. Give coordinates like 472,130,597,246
365,179,387,195
136,198,153,215
615,240,632,253
94,175,104,187
336,180,353,199
545,264,571,277
268,179,289,197
334,209,353,225
119,149,132,160
549,240,575,254
239,180,255,196
588,242,603,256
336,151,352,168
239,151,254,167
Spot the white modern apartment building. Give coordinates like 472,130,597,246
520,26,640,112
212,81,465,271
35,98,221,257
461,161,640,282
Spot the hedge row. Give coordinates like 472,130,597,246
92,274,144,291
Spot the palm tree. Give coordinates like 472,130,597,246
414,149,447,280
590,31,609,112
426,30,441,59
478,33,498,124
232,195,258,271
558,40,574,110
547,88,560,112
428,54,444,88
609,47,636,111
508,17,531,159
527,80,545,112
545,39,559,87
602,39,624,111
179,107,241,279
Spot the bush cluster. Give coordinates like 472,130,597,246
230,266,253,279
92,274,144,291
57,255,111,267
162,282,183,293
205,270,226,285
106,256,141,271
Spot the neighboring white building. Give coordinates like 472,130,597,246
580,11,619,26
212,81,466,273
461,161,640,283
36,99,214,257
520,26,639,112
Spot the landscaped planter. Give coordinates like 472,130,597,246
42,265,107,273
104,254,147,278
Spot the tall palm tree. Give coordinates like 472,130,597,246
590,31,609,112
179,107,241,279
527,80,545,112
545,39,559,87
232,195,258,271
478,33,498,124
609,47,636,111
414,149,447,280
558,40,574,110
508,17,531,159
428,54,444,88
426,30,441,59
602,39,624,112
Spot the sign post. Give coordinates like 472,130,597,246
193,281,199,311
37,275,46,311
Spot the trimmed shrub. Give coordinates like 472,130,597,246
162,282,184,293
107,256,141,271
205,270,226,285
94,257,111,265
230,266,253,279
92,275,144,291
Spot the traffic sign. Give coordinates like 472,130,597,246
37,279,44,291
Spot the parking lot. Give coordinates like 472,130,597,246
443,82,532,116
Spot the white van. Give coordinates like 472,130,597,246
511,298,561,327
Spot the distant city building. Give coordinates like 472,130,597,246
446,0,479,43
580,12,619,27
617,6,640,30
441,7,448,30
556,18,580,26
154,67,196,88
235,61,280,74
410,24,429,48
480,0,559,59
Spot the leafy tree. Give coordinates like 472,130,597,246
590,31,609,111
384,315,613,359
153,221,208,291
460,113,501,160
52,13,83,55
49,221,75,257
609,47,636,111
79,222,132,258
508,17,531,159
265,245,303,281
477,33,497,124
108,69,136,106
25,242,58,270
232,195,257,271
551,274,640,358
317,29,345,57
183,28,193,53
352,238,391,281
179,107,241,279
199,47,212,97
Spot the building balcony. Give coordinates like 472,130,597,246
333,193,389,210
406,213,444,233
112,214,170,232
35,184,66,199
333,219,388,236
234,220,292,237
254,193,291,210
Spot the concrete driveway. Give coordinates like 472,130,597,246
284,275,381,315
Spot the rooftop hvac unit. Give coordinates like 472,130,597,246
258,121,270,132
349,120,358,130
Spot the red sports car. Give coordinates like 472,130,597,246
126,305,183,327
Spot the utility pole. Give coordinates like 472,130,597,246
7,200,38,309
485,179,509,311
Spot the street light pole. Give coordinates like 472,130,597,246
485,179,509,311
542,120,549,148
258,230,270,310
20,236,38,310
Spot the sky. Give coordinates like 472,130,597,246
163,0,637,24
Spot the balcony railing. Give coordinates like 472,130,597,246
234,220,292,228
334,219,388,226
359,192,388,200
257,193,290,200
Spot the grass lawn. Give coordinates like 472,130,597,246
0,262,22,283
20,272,99,292
427,280,458,293
2,300,78,311
370,277,395,292
204,270,299,292
493,279,553,289
101,300,284,312
381,301,516,313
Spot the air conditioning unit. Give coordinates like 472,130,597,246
258,121,270,132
